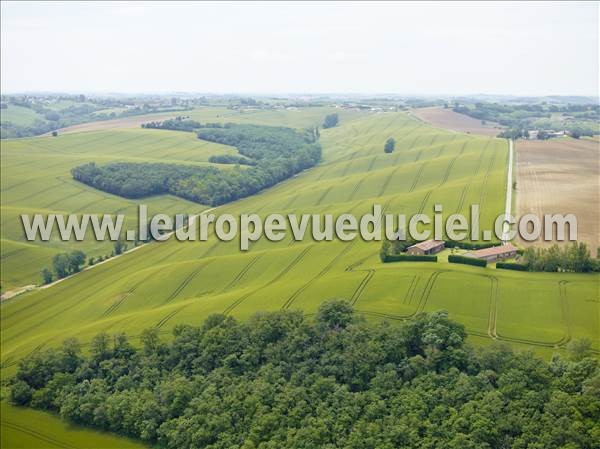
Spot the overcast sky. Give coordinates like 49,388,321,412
1,1,598,96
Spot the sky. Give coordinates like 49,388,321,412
1,1,598,96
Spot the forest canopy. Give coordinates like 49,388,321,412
72,124,321,206
9,302,599,449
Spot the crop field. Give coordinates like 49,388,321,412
515,137,599,249
2,107,598,375
0,127,233,290
0,105,42,127
1,109,598,446
412,106,503,137
1,402,149,449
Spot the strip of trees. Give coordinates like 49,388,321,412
9,302,599,449
72,124,321,206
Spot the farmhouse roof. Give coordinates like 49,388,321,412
465,244,517,258
408,239,444,251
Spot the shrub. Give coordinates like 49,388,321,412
496,262,527,271
448,255,487,267
383,254,438,263
444,240,498,250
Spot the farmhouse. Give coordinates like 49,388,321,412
464,244,517,262
406,239,445,255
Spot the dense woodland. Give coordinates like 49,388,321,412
10,302,599,449
72,124,321,206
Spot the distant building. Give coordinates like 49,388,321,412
464,244,517,262
406,240,445,256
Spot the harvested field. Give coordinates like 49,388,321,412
516,137,599,249
412,106,502,137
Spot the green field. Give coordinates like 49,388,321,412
1,105,42,127
1,401,149,449
1,107,598,447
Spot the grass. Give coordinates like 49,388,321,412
0,106,598,445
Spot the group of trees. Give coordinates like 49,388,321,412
322,113,339,129
522,242,598,272
72,124,321,206
10,301,599,449
41,250,86,284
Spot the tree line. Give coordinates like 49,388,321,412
522,242,599,272
141,117,226,132
72,124,321,206
9,301,599,449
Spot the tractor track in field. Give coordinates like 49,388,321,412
340,159,354,177
222,255,262,292
281,244,354,310
164,261,213,304
491,280,574,348
283,193,299,210
378,165,402,196
413,148,423,162
438,156,458,186
478,149,497,208
282,201,389,310
558,280,572,346
404,276,419,305
223,246,313,315
486,275,499,339
155,306,187,329
455,141,488,214
417,190,433,215
354,270,441,321
366,155,378,172
349,270,375,305
408,163,427,192
103,269,159,317
315,185,333,206
347,177,366,201
1,420,77,449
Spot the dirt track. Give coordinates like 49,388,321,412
412,106,502,137
516,138,599,250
